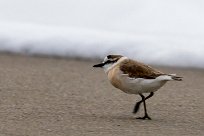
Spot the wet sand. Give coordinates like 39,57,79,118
0,54,203,136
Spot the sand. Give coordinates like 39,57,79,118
0,54,203,136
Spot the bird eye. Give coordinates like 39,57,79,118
105,60,112,64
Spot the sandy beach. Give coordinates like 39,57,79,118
0,54,203,136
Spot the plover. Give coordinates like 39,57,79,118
93,55,182,120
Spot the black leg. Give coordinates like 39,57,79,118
136,93,152,120
133,92,154,114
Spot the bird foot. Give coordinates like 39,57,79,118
136,114,151,120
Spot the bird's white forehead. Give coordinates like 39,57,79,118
103,56,108,62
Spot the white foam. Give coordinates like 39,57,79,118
0,0,204,68
0,22,203,68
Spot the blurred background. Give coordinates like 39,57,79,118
0,0,204,68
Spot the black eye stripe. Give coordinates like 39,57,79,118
104,59,117,64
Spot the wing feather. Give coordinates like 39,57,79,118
120,59,164,79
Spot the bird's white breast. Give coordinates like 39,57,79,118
107,68,167,94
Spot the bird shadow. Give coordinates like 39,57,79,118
77,113,163,123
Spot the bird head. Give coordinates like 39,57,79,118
93,55,123,72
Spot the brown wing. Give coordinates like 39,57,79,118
120,59,164,79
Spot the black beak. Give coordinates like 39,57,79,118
93,63,105,68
